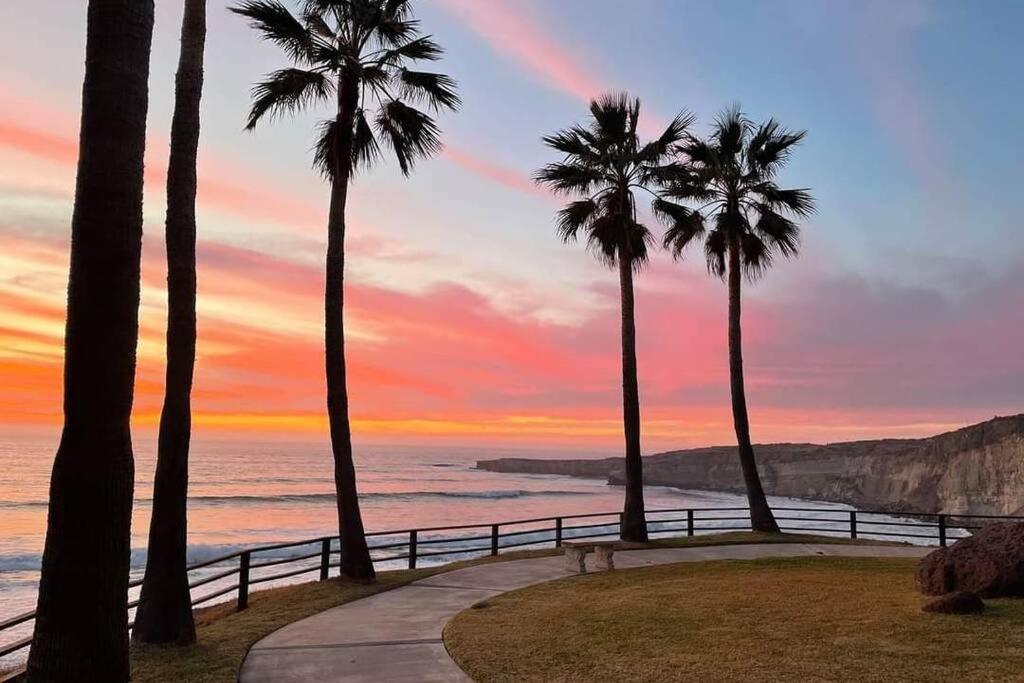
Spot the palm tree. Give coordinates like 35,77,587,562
133,0,206,646
535,94,693,542
231,0,458,580
658,106,815,533
26,1,154,679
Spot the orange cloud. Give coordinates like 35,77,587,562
0,117,324,232
0,121,78,165
5,222,1024,449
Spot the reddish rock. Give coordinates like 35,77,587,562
922,591,985,614
917,522,1024,597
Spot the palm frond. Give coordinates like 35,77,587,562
245,68,333,130
539,92,668,271
659,163,718,202
352,108,382,172
302,0,349,13
589,92,636,147
625,221,653,270
382,0,412,21
638,110,695,162
232,1,316,64
374,99,442,175
748,121,806,176
541,125,598,161
375,16,419,47
378,35,443,64
315,110,382,178
740,231,771,280
639,161,685,186
556,199,598,243
533,162,603,196
656,199,706,257
713,104,748,160
704,225,728,278
680,137,718,168
312,117,336,179
753,205,800,258
394,69,460,111
302,9,335,41
752,184,815,217
348,0,414,46
585,214,620,268
362,64,390,86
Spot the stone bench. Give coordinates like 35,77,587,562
563,540,619,574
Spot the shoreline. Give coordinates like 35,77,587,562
477,413,1024,517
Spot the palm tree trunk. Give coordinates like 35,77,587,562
326,75,374,582
727,237,780,533
26,1,153,679
133,0,206,645
618,244,647,542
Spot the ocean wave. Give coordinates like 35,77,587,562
0,552,43,572
184,489,594,505
0,488,595,511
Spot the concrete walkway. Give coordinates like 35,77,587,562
239,542,928,682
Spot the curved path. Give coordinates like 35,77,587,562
239,542,928,682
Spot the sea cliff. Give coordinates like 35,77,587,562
478,415,1024,516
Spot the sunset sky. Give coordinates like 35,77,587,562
1,0,1022,450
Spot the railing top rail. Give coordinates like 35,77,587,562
247,536,333,556
0,610,35,631
4,503,1021,649
167,504,1008,577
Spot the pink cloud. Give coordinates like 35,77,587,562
436,0,604,103
4,223,1024,447
435,0,670,138
0,117,325,232
851,1,958,205
441,144,549,198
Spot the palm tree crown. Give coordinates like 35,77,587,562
535,93,694,268
231,0,459,176
659,106,815,273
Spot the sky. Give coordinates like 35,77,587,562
1,0,1023,451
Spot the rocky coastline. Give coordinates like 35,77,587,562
478,415,1024,516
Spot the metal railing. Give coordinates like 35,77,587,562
2,506,1022,662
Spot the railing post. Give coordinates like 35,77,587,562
319,539,331,580
938,514,947,547
237,551,250,611
409,530,418,569
619,512,624,536
849,511,858,539
491,525,499,556
687,509,694,537
555,517,563,548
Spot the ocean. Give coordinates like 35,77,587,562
0,433,930,667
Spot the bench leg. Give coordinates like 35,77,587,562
565,548,587,574
594,546,615,571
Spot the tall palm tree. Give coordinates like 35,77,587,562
658,107,815,533
536,94,693,542
231,0,458,580
133,0,206,646
26,1,154,679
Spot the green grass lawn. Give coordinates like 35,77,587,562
123,532,904,682
445,556,1024,682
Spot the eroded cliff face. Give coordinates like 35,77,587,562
477,415,1024,515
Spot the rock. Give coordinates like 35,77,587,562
480,414,1024,517
922,591,985,614
917,522,1024,597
